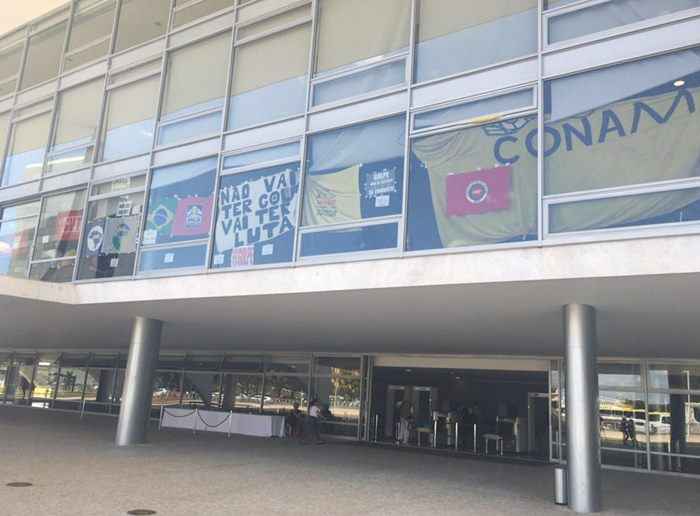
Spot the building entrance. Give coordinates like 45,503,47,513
370,359,550,461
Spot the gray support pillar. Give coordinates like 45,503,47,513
221,374,235,410
115,317,163,447
564,304,601,513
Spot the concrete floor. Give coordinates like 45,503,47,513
1,407,699,516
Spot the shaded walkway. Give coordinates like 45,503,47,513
0,407,698,515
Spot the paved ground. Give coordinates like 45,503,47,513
1,407,699,516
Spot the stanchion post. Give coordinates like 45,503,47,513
473,424,477,453
433,419,438,448
80,399,86,420
228,410,233,438
455,422,459,451
193,408,198,436
158,405,164,430
373,414,379,443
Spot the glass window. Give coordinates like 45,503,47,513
143,157,217,246
228,23,310,130
648,392,700,462
313,59,406,106
231,374,263,413
32,357,60,407
47,79,104,175
172,0,235,28
599,391,647,451
313,357,361,437
64,0,116,71
414,89,534,131
29,259,76,283
78,188,145,280
33,190,86,262
182,372,220,409
648,364,700,391
20,20,68,90
0,39,24,98
0,110,9,170
223,142,299,170
0,201,40,278
407,115,538,251
303,116,405,227
313,0,409,103
2,112,52,186
115,0,170,52
54,367,87,408
138,243,208,272
102,74,160,161
416,0,538,83
152,371,183,412
263,375,308,415
548,0,700,45
8,358,36,405
316,0,410,74
0,358,8,400
212,163,300,269
549,187,700,234
158,32,231,145
544,48,700,195
299,222,399,258
599,363,642,390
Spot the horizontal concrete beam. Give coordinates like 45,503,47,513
2,234,699,307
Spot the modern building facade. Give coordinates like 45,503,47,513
2,0,700,511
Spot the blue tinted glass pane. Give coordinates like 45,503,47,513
414,89,534,130
407,117,538,251
223,142,300,170
157,109,222,147
0,217,36,277
144,157,217,245
229,75,307,130
544,48,700,195
303,116,405,227
45,143,93,175
138,244,208,272
313,60,405,106
3,143,46,186
548,0,700,44
212,163,300,269
550,188,700,234
299,223,398,257
416,2,537,83
103,119,155,161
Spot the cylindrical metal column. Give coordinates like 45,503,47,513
115,317,163,447
564,304,601,513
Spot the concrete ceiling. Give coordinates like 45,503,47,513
1,272,699,360
2,234,699,360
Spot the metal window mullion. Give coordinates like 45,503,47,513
537,0,545,243
89,72,111,179
291,0,318,262
132,1,174,278
40,89,62,190
399,0,417,254
14,27,31,98
59,1,78,79
71,186,91,282
27,195,47,273
203,17,235,271
642,359,652,471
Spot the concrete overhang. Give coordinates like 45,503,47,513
1,234,700,359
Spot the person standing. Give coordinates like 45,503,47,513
397,400,413,445
306,399,324,444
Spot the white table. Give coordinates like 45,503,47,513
160,407,285,438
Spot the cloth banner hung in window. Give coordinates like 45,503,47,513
214,165,299,267
84,218,106,256
172,197,212,238
103,214,140,254
303,159,403,226
55,210,83,242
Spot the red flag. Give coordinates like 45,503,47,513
446,166,512,216
55,210,83,242
171,196,212,237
